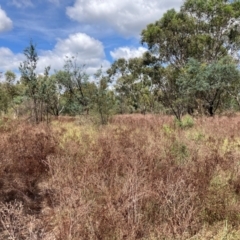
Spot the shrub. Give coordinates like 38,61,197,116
175,114,194,129
0,122,56,217
1,114,240,239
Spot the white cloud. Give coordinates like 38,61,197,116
54,33,105,59
0,48,24,81
9,0,33,8
110,46,147,60
0,8,13,32
37,33,110,74
66,0,183,37
0,33,110,78
0,48,24,70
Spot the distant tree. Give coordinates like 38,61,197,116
4,70,17,101
0,84,9,114
55,56,89,114
94,68,116,124
19,42,53,123
107,57,156,114
19,41,41,123
0,71,19,115
43,74,64,117
5,70,16,83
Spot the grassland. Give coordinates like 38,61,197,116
1,114,240,239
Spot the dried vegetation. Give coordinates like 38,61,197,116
1,114,240,239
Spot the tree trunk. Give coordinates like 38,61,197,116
208,103,214,116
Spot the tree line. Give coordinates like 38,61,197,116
1,0,240,123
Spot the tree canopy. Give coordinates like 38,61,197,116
140,0,240,119
1,0,240,122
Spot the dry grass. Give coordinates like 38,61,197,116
1,114,240,239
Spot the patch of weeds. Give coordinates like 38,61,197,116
163,124,173,136
171,141,189,164
54,121,97,151
175,115,195,129
0,118,13,132
202,172,240,226
186,130,205,143
190,221,240,240
194,132,205,142
221,137,240,154
222,138,231,154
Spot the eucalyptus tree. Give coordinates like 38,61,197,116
93,68,116,124
178,56,240,116
141,0,240,118
19,42,59,122
142,0,240,66
3,70,17,101
43,74,64,117
107,57,155,114
35,67,59,121
107,58,130,113
1,71,19,115
0,84,9,114
55,56,90,115
182,0,240,62
19,42,44,123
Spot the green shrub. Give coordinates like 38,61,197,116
175,115,194,129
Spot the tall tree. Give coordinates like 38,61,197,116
43,74,64,117
177,56,240,116
56,56,89,113
107,57,155,114
94,68,116,124
4,71,17,101
142,0,240,66
141,0,240,118
19,42,52,122
19,42,40,123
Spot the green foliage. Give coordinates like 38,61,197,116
162,124,173,135
56,56,90,109
19,42,43,123
171,140,189,164
0,71,22,115
93,68,116,124
141,0,240,118
19,41,38,90
19,42,65,122
175,115,195,129
2,0,240,120
0,85,9,113
5,70,16,84
107,57,156,114
177,56,240,115
141,8,196,66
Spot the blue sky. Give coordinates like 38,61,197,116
0,0,182,77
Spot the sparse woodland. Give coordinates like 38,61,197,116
1,0,240,239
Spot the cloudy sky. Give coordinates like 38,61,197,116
0,0,183,77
